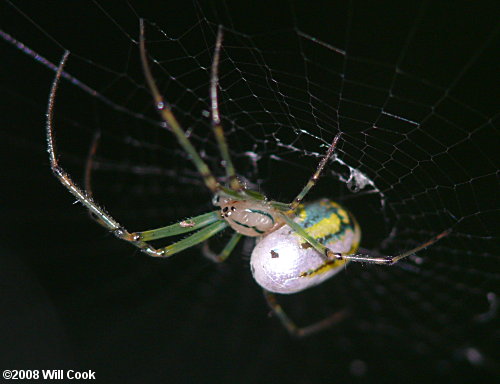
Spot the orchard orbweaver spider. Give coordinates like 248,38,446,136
46,21,449,337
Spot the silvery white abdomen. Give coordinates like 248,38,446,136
250,199,361,294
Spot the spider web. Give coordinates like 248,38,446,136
1,1,498,383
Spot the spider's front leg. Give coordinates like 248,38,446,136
47,51,234,259
46,52,160,257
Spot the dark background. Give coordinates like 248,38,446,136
0,1,498,383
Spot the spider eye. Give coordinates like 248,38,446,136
222,207,229,213
212,194,221,206
231,206,236,211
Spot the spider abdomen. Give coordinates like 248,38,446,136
250,199,361,294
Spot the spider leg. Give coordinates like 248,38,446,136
81,127,222,243
278,213,331,260
289,133,341,211
46,51,167,257
333,229,452,265
140,20,240,200
263,290,349,338
158,221,228,256
279,213,450,265
202,232,243,263
210,25,242,191
47,51,228,258
137,211,221,241
84,129,109,227
84,130,101,199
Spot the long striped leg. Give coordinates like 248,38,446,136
202,232,242,262
279,212,450,265
289,133,341,211
47,51,227,258
210,26,242,191
263,291,349,338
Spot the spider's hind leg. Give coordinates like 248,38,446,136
263,290,349,338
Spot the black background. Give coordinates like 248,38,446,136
0,1,498,383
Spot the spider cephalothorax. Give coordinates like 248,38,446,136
215,194,284,237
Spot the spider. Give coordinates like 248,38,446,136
46,21,450,337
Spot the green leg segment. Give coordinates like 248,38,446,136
203,232,242,262
159,221,228,257
137,211,221,241
278,213,332,259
